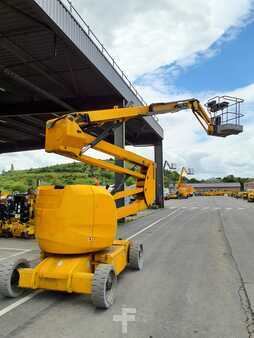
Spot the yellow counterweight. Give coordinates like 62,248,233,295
36,185,117,254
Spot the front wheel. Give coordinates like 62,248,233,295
3,231,12,238
91,264,117,309
0,258,31,298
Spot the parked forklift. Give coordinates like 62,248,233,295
11,192,36,239
0,96,244,308
248,191,254,202
0,192,36,239
242,191,249,200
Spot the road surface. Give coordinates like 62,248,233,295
0,196,254,338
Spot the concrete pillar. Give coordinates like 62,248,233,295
114,122,125,208
154,140,164,208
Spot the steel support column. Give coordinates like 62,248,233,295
114,122,126,208
154,141,164,208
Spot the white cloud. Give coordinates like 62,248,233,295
1,0,254,179
134,80,254,179
228,83,254,104
0,151,71,172
0,148,110,173
0,79,253,179
70,0,253,78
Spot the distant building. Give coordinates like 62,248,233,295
244,182,254,191
187,182,241,193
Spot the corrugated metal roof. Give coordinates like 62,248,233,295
0,0,162,153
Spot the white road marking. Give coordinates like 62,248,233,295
0,290,43,318
127,209,181,240
0,249,32,262
0,247,27,251
167,206,248,211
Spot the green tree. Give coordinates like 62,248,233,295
11,183,27,193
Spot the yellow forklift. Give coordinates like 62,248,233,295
247,191,254,202
0,192,36,239
11,192,36,239
0,194,13,238
0,96,243,308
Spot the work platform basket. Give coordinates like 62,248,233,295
206,96,244,137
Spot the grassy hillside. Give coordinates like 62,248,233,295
0,162,133,193
0,161,182,193
0,161,249,193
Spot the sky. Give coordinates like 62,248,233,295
1,0,254,179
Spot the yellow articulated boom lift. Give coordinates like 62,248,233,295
176,167,193,199
0,96,243,308
165,167,189,199
163,161,177,200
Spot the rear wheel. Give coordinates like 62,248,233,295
0,258,30,298
3,231,12,238
91,264,117,309
129,241,144,270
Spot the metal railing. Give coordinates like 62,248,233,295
206,96,244,126
59,0,146,105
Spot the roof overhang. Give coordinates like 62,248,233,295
0,0,163,154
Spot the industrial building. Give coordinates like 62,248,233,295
244,182,254,191
188,182,241,193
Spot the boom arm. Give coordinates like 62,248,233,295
47,97,243,138
176,167,189,188
45,97,243,219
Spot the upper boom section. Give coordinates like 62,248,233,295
48,96,243,138
177,167,193,187
45,95,244,219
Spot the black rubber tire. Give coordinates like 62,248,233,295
22,232,29,240
91,264,117,309
3,231,12,238
0,258,30,298
128,241,144,271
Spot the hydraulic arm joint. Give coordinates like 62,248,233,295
45,96,243,218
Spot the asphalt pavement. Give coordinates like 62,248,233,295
0,196,254,338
